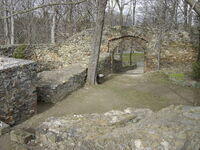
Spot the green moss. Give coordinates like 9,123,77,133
169,73,185,81
13,45,27,59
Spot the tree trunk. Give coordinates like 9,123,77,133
184,1,188,29
132,0,136,25
68,2,74,36
174,0,179,28
119,8,123,26
3,0,9,45
188,6,192,29
51,6,56,44
10,1,14,45
87,0,107,85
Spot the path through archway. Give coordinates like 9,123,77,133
107,35,147,75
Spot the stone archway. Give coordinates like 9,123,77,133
107,35,148,73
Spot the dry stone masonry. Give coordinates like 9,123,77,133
145,31,198,72
0,57,37,125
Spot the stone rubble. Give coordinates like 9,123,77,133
34,105,200,150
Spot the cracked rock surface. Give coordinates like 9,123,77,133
35,105,200,150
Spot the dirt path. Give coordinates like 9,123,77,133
20,72,200,128
1,72,200,150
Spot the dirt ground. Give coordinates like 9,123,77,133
0,70,200,150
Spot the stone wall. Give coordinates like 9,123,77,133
0,57,37,125
36,55,121,103
145,31,198,72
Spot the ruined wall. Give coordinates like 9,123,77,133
0,57,37,125
36,55,121,103
144,31,198,72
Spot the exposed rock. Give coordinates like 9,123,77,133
10,129,34,144
35,105,200,150
0,121,10,135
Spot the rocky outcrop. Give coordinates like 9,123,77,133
35,105,200,150
37,65,87,103
0,57,37,125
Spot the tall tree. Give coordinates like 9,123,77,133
10,0,15,44
3,0,10,45
185,0,200,61
51,6,57,44
116,0,128,26
184,0,188,29
132,0,136,25
87,0,107,85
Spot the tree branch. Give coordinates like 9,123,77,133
185,0,200,16
0,0,87,20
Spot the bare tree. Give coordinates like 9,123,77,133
116,0,131,26
87,0,107,85
10,0,14,44
2,0,10,45
132,0,136,25
51,6,57,44
184,0,188,29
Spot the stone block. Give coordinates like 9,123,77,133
0,57,37,125
10,129,34,144
0,121,10,135
37,65,87,103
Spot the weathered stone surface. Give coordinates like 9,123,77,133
35,105,200,150
37,65,87,103
0,121,10,135
10,129,34,144
0,57,37,125
11,143,29,150
145,31,198,72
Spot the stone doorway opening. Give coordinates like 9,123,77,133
107,35,148,74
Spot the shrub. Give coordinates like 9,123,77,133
13,45,27,59
191,61,200,80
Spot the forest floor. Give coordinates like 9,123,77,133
1,63,200,150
